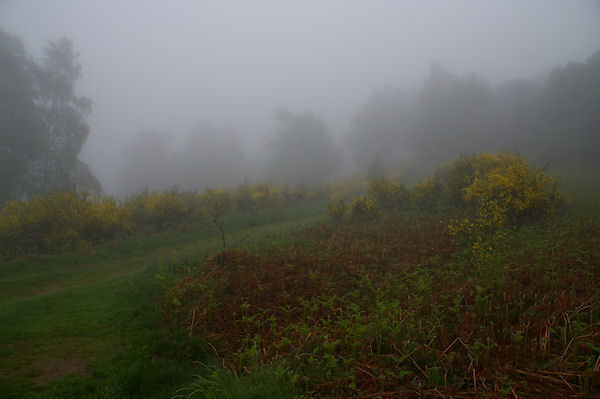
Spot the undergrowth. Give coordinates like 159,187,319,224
166,156,598,398
168,211,599,397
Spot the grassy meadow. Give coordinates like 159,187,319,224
0,200,327,398
1,159,599,398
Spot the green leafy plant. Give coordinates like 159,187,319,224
350,196,376,219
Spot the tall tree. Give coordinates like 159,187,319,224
0,29,98,204
347,86,413,170
0,29,42,203
544,50,600,164
30,37,94,193
411,63,494,165
266,108,341,184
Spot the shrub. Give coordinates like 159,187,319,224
327,176,368,204
198,188,234,249
0,181,320,258
367,177,410,211
233,182,257,214
446,152,567,260
292,185,316,201
464,151,567,227
327,200,346,221
0,191,130,256
198,188,233,220
434,153,501,207
411,178,445,213
81,196,134,241
124,188,193,232
248,182,284,211
350,197,376,219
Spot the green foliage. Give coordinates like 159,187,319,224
0,191,131,257
350,196,376,219
234,182,316,217
464,151,567,226
165,187,600,397
0,29,96,204
173,363,298,399
328,175,368,203
125,188,194,232
0,196,327,398
434,152,502,207
2,162,598,398
367,177,410,210
327,200,346,221
446,152,568,260
244,182,282,211
34,37,93,194
197,188,234,250
411,178,445,212
0,29,42,204
326,175,367,221
0,180,320,257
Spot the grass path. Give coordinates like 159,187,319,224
0,205,326,398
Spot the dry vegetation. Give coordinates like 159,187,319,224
164,153,599,398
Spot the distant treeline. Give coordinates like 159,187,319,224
348,51,600,171
2,23,599,205
121,49,600,193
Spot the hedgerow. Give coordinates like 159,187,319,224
0,191,131,256
124,188,195,232
367,177,410,211
0,182,317,257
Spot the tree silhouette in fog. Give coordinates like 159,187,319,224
0,29,98,204
266,108,341,184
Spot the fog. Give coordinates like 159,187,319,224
1,0,599,197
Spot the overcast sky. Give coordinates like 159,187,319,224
1,0,599,194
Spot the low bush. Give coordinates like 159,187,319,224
446,151,568,259
434,152,502,207
0,191,131,256
350,196,376,219
124,188,195,232
327,200,346,221
464,151,567,226
367,177,410,211
0,181,317,257
411,178,445,213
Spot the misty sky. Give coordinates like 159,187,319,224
1,0,599,195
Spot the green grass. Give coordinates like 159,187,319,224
0,200,327,399
2,165,599,398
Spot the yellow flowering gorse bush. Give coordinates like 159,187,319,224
411,178,445,212
367,178,410,211
435,153,502,206
350,197,376,219
0,192,130,256
1,181,317,257
327,176,368,204
447,152,567,260
464,152,565,226
124,189,193,232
